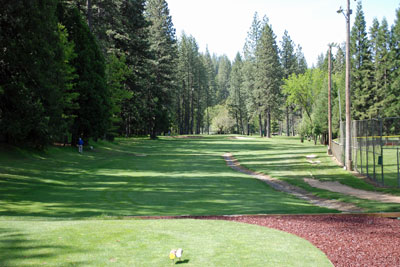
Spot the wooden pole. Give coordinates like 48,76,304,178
328,45,333,155
345,0,353,170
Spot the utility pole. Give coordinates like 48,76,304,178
328,44,333,155
338,0,354,170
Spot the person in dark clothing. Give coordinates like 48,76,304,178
78,138,84,153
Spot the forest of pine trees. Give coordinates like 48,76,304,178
1,1,400,148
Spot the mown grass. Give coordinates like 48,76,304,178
3,135,397,266
0,136,334,219
0,219,332,267
233,136,400,213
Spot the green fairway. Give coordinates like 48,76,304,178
0,136,334,218
3,135,399,266
0,219,332,266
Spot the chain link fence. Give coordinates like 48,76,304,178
332,118,400,188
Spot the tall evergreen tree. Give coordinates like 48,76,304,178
254,20,282,138
145,0,177,138
370,17,391,117
118,0,152,136
242,13,262,135
227,53,245,134
202,48,217,133
58,5,111,143
332,45,346,132
243,12,262,61
0,0,75,148
387,7,400,117
176,33,204,134
106,53,132,139
215,55,231,104
295,45,308,74
350,1,374,119
280,30,297,136
63,0,151,137
333,44,345,74
280,31,297,78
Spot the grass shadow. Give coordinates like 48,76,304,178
0,226,86,266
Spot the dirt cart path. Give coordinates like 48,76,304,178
223,153,362,212
304,178,400,203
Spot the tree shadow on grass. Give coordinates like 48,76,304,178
0,136,338,219
0,227,86,266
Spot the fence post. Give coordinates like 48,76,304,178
380,118,384,185
366,121,369,178
372,122,376,181
360,122,363,174
397,147,399,188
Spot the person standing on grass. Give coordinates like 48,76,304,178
78,138,84,153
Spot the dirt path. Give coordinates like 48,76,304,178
304,178,400,203
223,153,362,212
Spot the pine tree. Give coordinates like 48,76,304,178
215,55,231,104
58,5,111,144
332,45,346,132
145,0,177,138
243,12,262,61
280,31,297,78
350,1,374,119
370,17,391,117
254,20,282,138
202,48,217,133
387,7,400,117
118,0,152,136
55,24,79,144
280,30,297,136
0,0,75,148
176,33,203,134
227,53,245,134
295,45,308,74
242,13,262,135
333,44,345,74
106,54,132,140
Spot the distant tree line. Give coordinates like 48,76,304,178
1,1,398,148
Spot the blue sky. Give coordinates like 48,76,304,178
167,0,399,66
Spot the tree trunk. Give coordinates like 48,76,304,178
235,111,239,134
87,0,92,32
206,94,210,135
259,114,263,137
286,106,290,136
239,114,244,135
196,89,201,135
190,85,194,135
267,110,271,138
263,118,267,137
291,113,295,136
150,126,156,139
247,118,250,136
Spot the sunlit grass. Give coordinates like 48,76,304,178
0,136,336,218
0,219,332,267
